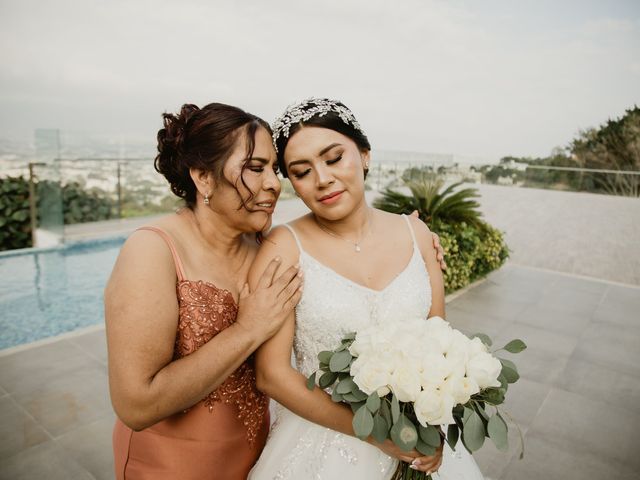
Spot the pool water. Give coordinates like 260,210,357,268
0,237,125,350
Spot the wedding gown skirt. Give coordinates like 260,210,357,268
249,404,485,480
249,218,484,479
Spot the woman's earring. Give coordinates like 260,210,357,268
203,192,210,205
364,162,370,169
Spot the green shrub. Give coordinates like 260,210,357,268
0,176,32,251
0,177,116,251
373,178,509,292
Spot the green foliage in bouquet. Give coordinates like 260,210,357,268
0,176,32,251
306,331,527,480
373,179,509,293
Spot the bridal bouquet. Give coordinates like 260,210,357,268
306,316,526,480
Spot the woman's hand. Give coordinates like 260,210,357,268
236,257,303,341
370,437,444,474
410,210,446,271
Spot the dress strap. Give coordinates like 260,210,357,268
136,226,187,282
280,223,304,254
401,214,419,250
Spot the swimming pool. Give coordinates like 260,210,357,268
0,236,125,350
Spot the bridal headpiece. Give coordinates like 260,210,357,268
271,98,365,152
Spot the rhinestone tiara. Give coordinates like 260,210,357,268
271,98,365,152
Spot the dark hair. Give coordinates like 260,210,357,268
154,102,271,208
275,102,371,179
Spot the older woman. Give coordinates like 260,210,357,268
105,103,302,479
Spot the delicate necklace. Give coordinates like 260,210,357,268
314,209,373,252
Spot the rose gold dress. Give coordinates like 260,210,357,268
113,226,269,480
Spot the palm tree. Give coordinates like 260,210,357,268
373,178,484,230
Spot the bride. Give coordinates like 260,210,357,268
248,99,485,479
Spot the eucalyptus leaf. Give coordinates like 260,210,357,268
319,371,338,389
501,365,520,384
446,423,459,450
331,389,343,403
380,400,392,427
418,425,441,448
353,405,374,439
390,414,418,452
463,410,486,452
499,358,518,372
372,414,389,443
350,401,366,414
306,372,316,391
472,333,492,347
391,394,400,423
329,350,352,372
318,351,333,365
416,439,436,456
342,392,361,403
352,388,369,402
366,392,381,413
487,413,509,451
503,339,527,354
336,378,357,394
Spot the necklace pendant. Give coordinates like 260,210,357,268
355,244,361,252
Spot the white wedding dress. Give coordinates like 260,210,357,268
249,215,485,480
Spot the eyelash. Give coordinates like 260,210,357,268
248,166,280,175
293,155,342,179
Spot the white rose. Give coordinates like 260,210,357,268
425,319,454,353
447,330,472,361
414,387,456,426
466,352,502,389
389,364,422,402
440,375,480,405
420,352,450,388
352,359,392,396
468,336,488,356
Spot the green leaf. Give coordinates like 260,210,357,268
306,372,316,391
416,439,436,456
318,351,333,365
380,399,392,427
350,388,369,402
366,392,381,413
350,401,366,414
503,339,527,354
319,371,338,389
446,423,459,450
329,350,352,372
462,410,486,452
391,394,400,423
499,358,520,384
353,405,374,440
331,389,343,403
487,413,509,451
390,414,418,452
372,414,389,443
419,425,441,448
336,378,357,394
472,333,492,347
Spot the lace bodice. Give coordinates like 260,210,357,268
282,215,432,378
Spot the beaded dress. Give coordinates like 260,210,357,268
249,215,484,480
112,226,269,480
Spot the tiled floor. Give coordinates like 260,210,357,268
1,264,638,479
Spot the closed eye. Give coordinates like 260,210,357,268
293,168,311,179
327,154,342,165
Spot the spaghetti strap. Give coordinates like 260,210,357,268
401,214,419,249
136,226,187,282
280,224,304,254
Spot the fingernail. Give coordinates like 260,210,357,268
411,459,421,466
409,465,418,470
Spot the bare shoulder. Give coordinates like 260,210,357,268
250,222,302,285
406,213,434,244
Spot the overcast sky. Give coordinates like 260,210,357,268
1,0,639,159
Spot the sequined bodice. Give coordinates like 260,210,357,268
283,220,432,378
174,279,268,444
